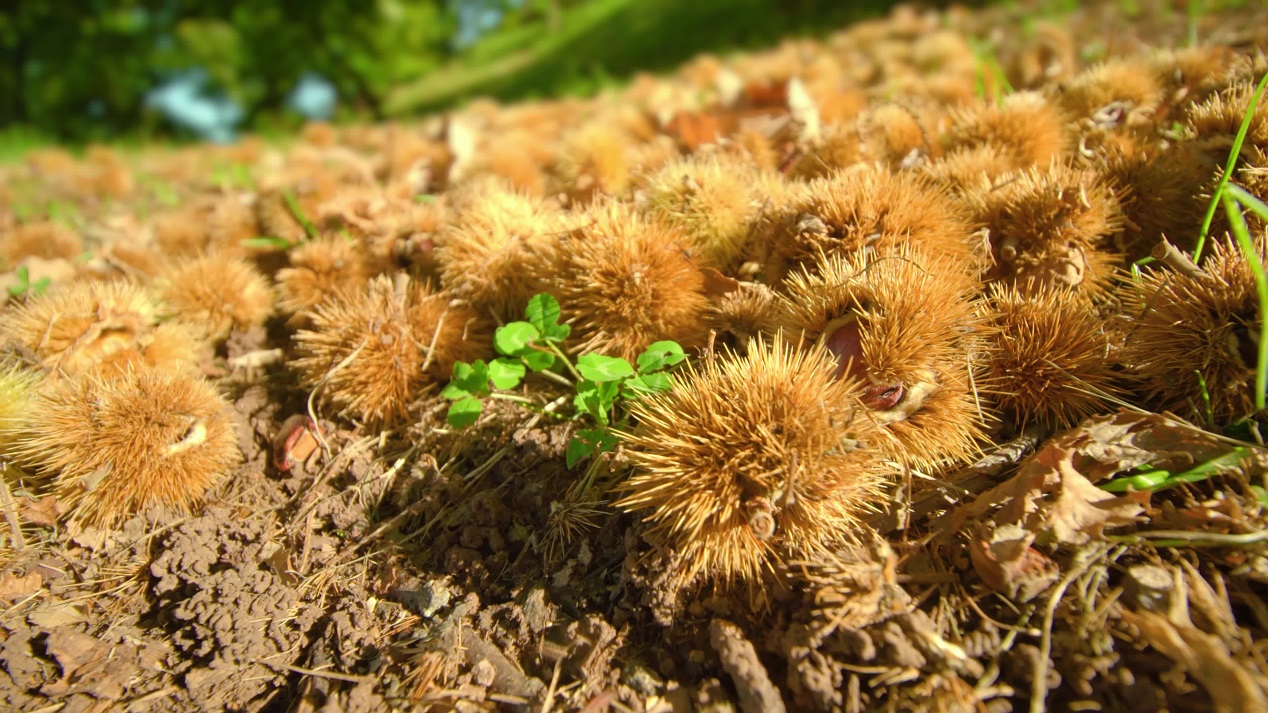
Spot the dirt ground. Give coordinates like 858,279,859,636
4,1,1268,712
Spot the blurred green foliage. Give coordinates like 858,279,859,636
0,0,901,143
0,0,456,142
385,0,898,115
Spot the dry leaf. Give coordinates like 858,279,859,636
700,266,741,297
1043,447,1144,544
39,628,138,700
968,523,1059,602
0,571,43,602
1050,411,1234,483
786,77,821,142
1121,609,1268,713
27,601,88,628
953,439,1144,545
666,107,789,151
18,496,68,527
666,112,723,151
742,80,788,107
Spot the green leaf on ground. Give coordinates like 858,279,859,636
240,236,293,250
525,292,570,341
636,340,686,373
447,359,490,397
495,321,541,356
489,358,527,390
576,353,635,382
624,372,672,395
447,396,483,428
574,379,621,422
565,437,592,468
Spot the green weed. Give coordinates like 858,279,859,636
1099,447,1251,492
1222,183,1268,411
442,293,685,467
1194,71,1268,261
6,266,51,300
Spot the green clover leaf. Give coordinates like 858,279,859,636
495,322,540,356
576,353,635,382
488,357,526,390
447,396,482,428
636,340,686,373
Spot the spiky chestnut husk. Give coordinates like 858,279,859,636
616,336,885,587
158,252,273,342
1233,147,1268,236
365,196,447,276
911,28,976,76
1117,238,1266,424
1152,46,1247,110
275,236,370,316
1185,80,1268,159
0,280,204,377
712,281,781,354
554,122,633,203
857,104,931,167
95,241,166,281
1,221,83,268
1057,58,1165,128
18,367,240,525
629,135,682,178
1090,139,1210,261
786,122,862,181
769,165,976,282
804,81,867,125
772,248,988,470
206,194,262,255
982,285,1122,428
0,361,39,452
434,182,564,320
293,274,489,424
944,92,1069,168
921,146,1019,195
639,157,758,271
480,131,549,196
726,127,781,172
1002,22,1076,89
151,203,213,258
318,187,414,248
920,72,981,107
254,181,333,245
301,121,338,147
965,162,1124,295
83,146,134,199
1198,146,1268,244
551,201,711,362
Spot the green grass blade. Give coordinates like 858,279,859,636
1100,447,1250,492
1223,193,1268,410
1194,71,1268,261
1225,183,1268,222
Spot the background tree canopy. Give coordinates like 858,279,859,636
0,0,904,144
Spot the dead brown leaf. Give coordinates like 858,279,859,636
1049,411,1234,483
0,571,43,602
1121,609,1268,713
39,628,140,701
968,523,1060,602
26,601,88,628
953,441,1144,545
699,266,741,297
1044,448,1145,544
18,496,67,527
